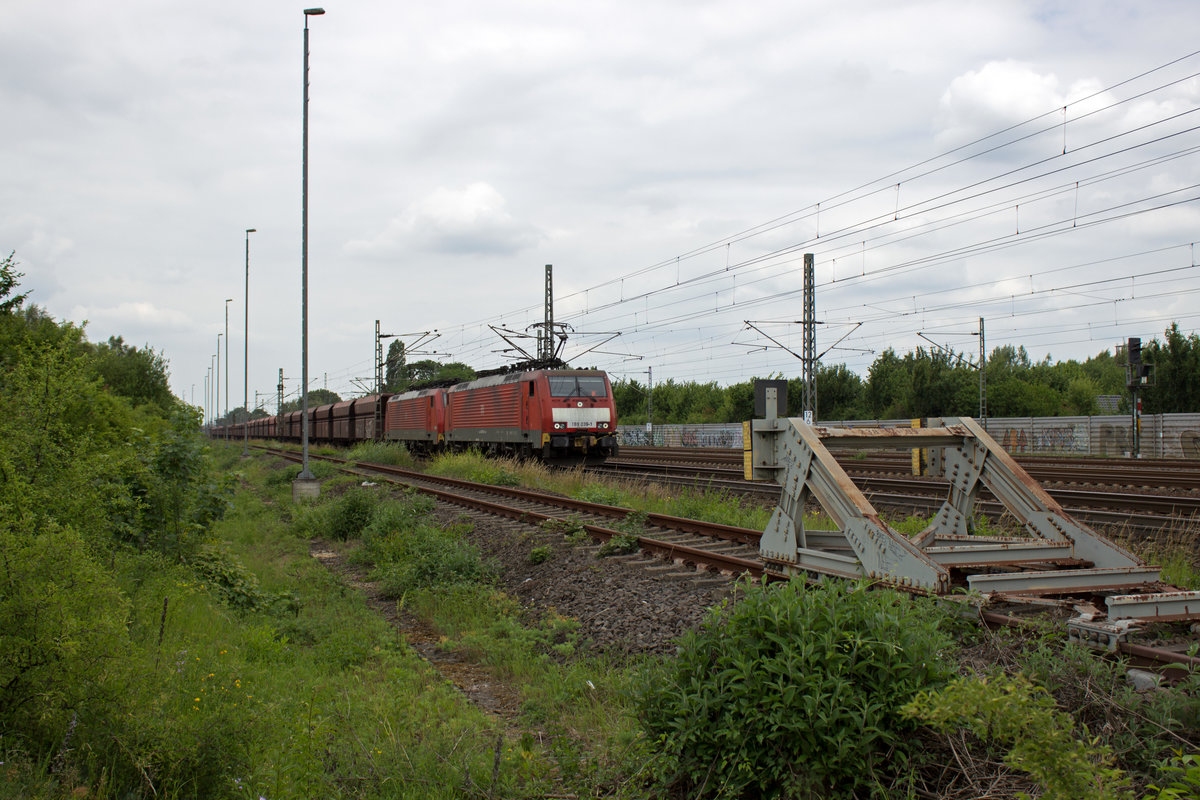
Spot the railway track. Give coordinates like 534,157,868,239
262,447,764,579
596,457,1200,540
619,446,1200,491
257,445,1200,675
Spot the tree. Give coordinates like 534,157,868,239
384,339,405,391
0,251,31,314
865,349,911,418
812,363,866,421
280,388,342,414
1143,322,1200,413
92,335,175,409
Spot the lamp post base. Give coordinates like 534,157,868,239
292,476,321,501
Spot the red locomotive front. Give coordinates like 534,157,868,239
531,370,619,460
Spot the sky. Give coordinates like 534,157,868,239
3,0,1199,418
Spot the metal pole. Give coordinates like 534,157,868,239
216,334,222,429
648,366,653,429
244,229,256,455
802,253,815,423
299,8,325,480
979,316,987,430
224,298,232,439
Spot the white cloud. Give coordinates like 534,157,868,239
346,182,541,258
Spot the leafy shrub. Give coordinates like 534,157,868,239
596,532,640,557
638,579,956,799
529,545,553,564
190,543,297,613
903,672,1131,800
297,485,381,541
542,516,589,544
1151,752,1200,799
995,627,1200,781
0,522,129,751
372,522,495,597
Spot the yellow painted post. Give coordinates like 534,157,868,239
911,418,922,475
743,420,753,480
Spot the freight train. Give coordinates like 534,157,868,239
221,366,619,462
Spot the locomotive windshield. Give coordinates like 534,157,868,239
548,375,608,398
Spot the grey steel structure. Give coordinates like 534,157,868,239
745,395,1199,648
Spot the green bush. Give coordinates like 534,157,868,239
0,522,129,752
903,672,1132,799
296,484,382,541
638,579,956,799
529,545,553,564
372,521,494,597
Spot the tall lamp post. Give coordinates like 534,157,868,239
209,356,216,429
297,7,325,490
216,333,223,430
224,298,232,439
244,228,256,456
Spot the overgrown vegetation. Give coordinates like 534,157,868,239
5,255,1198,798
637,580,958,798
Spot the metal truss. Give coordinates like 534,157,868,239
745,411,1200,632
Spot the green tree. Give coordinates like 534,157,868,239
93,335,175,409
280,388,342,413
1143,323,1200,413
0,251,31,313
865,348,911,418
384,339,406,391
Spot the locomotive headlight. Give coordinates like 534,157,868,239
554,422,565,430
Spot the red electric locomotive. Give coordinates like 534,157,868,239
381,368,618,461
445,368,618,461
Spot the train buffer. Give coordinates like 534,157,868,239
743,395,1200,647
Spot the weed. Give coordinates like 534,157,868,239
529,545,553,564
638,579,957,798
345,440,413,467
596,533,639,556
904,672,1132,800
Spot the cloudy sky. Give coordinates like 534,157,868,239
4,0,1199,416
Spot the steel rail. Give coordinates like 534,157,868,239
261,448,764,578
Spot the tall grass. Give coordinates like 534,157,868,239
345,440,414,467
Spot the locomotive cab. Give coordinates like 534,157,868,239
535,370,619,461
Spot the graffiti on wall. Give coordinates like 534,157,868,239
680,428,737,448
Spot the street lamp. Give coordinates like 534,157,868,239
244,228,256,456
216,333,222,430
224,298,232,440
209,356,216,429
298,7,325,489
